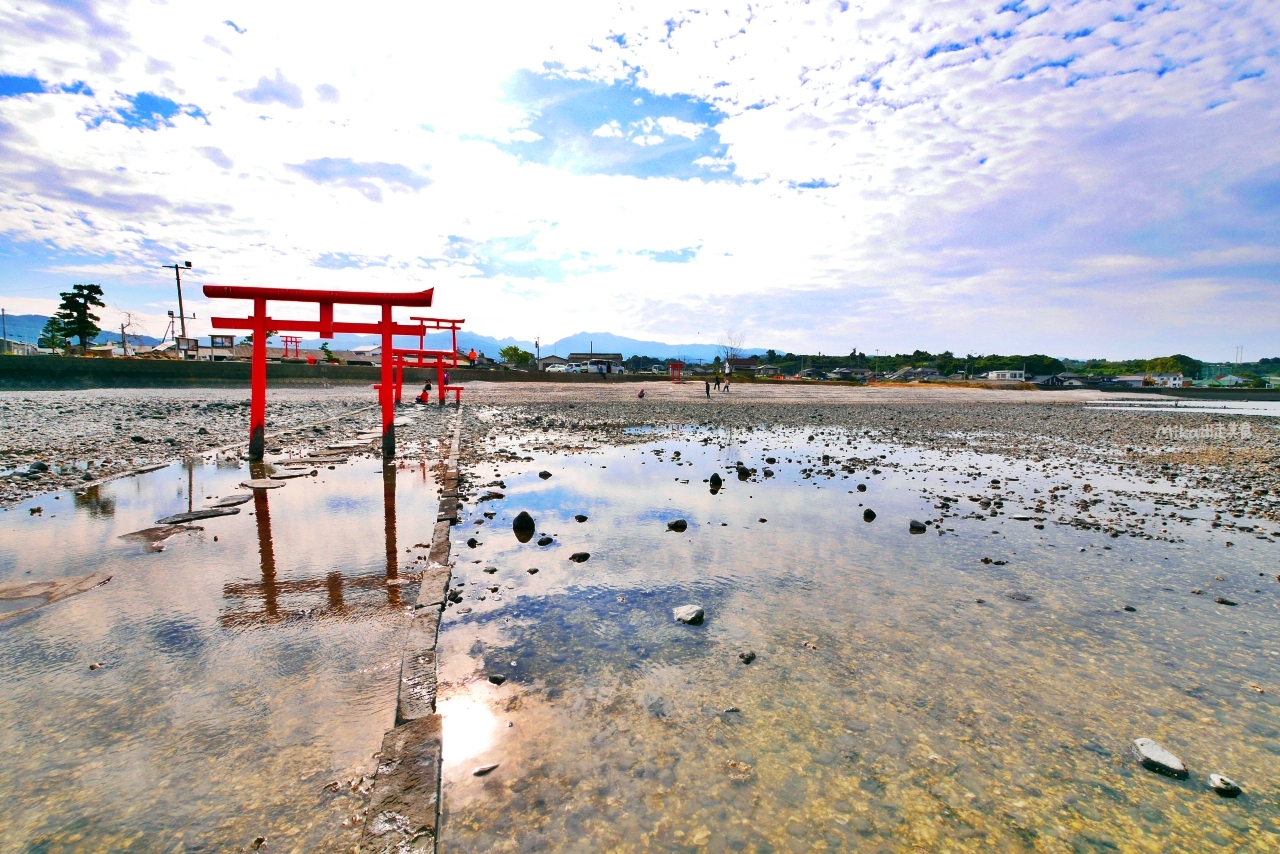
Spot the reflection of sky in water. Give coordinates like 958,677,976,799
439,428,1280,852
0,455,439,850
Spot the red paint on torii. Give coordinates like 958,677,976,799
203,284,456,461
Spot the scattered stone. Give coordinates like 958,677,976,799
975,598,986,604
513,511,535,531
526,567,539,574
211,494,254,507
723,706,740,714
240,479,284,490
574,514,588,522
483,566,497,574
1006,592,1033,602
89,662,102,670
1131,738,1188,778
569,552,590,563
758,517,767,523
466,537,478,548
726,759,754,781
1208,773,1241,797
472,763,499,776
251,837,266,850
538,470,552,479
488,674,506,685
739,650,756,664
1214,597,1237,606
673,605,704,625
667,519,688,532
857,484,867,492
1011,514,1032,521
537,536,553,546
909,520,927,534
863,509,876,522
156,507,240,525
1191,589,1205,595
1123,605,1137,612
709,473,723,488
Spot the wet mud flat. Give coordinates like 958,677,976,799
434,398,1279,852
0,406,456,852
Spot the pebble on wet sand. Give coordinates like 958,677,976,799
512,511,535,531
739,650,756,664
574,514,588,522
488,674,506,685
537,536,553,546
863,508,876,522
1214,597,1237,606
473,763,499,776
909,520,927,534
526,567,539,574
1208,773,1241,797
538,470,552,479
674,605,704,625
569,552,590,563
667,519,688,532
1131,737,1188,779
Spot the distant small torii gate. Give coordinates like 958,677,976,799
203,285,459,461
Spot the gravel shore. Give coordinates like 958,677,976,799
3,384,1275,527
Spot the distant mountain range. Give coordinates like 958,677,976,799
0,313,163,347
300,330,767,362
0,314,763,360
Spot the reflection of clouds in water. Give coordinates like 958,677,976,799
438,692,500,766
322,494,378,514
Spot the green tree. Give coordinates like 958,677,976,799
39,316,69,350
241,330,279,347
319,342,339,363
499,345,533,367
766,349,778,363
54,283,106,350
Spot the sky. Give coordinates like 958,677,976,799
0,0,1277,361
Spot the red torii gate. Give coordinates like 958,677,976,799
203,284,449,461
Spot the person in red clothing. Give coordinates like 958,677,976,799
415,381,433,404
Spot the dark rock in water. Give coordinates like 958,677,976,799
667,519,688,532
1006,592,1033,602
709,473,723,487
483,566,497,574
466,537,479,548
762,468,774,477
673,605,704,625
1208,773,1241,797
569,552,590,563
537,536,553,546
488,674,506,685
526,567,539,574
909,520,927,534
1214,597,1237,606
1191,589,1205,595
29,461,49,472
1131,738,1188,778
646,695,671,718
737,467,751,481
513,511,536,542
538,470,553,479
1123,605,1137,612
739,650,756,664
765,457,776,464
857,484,867,492
758,517,767,523
975,598,986,604
574,514,588,522
156,507,240,525
863,508,876,522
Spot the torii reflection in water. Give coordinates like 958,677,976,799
220,464,404,629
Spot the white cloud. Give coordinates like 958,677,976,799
591,120,623,137
0,0,1274,359
655,116,703,139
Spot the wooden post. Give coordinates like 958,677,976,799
249,298,267,460
380,303,395,460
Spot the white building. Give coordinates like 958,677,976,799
988,370,1025,381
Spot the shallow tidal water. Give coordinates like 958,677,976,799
0,452,439,852
438,426,1280,853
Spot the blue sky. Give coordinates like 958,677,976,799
0,1,1276,360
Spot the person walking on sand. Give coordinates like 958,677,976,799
714,375,721,391
705,380,711,398
723,376,730,393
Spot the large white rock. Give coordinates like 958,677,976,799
673,605,704,625
1131,738,1187,778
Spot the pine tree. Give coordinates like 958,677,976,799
53,284,106,350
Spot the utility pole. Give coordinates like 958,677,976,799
2,308,6,355
535,336,541,368
162,260,195,337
